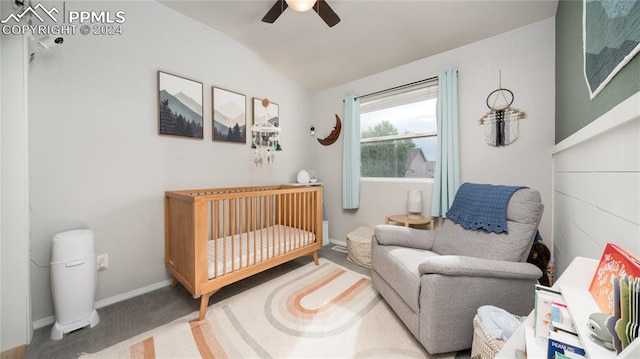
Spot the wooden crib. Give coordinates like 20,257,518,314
164,185,323,320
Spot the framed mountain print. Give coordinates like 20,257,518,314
212,87,246,143
158,71,203,139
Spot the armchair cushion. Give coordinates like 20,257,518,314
372,243,439,313
432,188,543,262
418,255,542,279
374,225,434,250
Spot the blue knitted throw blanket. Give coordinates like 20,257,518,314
445,183,525,234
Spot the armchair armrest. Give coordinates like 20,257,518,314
418,255,542,280
373,224,434,250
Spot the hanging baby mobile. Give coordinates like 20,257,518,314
251,98,282,166
478,72,527,146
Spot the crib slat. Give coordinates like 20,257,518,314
260,195,265,262
213,200,219,279
288,193,293,252
303,192,307,244
240,197,245,269
278,193,283,256
295,192,299,249
223,200,228,275
246,196,250,268
267,196,271,259
252,196,257,265
231,198,236,272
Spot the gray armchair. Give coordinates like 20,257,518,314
371,187,544,354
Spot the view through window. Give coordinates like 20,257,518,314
359,83,438,178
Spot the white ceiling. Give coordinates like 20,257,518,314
160,0,558,92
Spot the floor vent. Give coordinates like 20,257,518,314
331,245,347,253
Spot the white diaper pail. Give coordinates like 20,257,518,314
50,229,100,340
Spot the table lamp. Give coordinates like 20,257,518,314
407,189,423,219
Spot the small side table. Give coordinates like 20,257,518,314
385,214,434,230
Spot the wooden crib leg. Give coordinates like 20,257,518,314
197,289,219,321
170,278,179,288
312,251,319,266
198,292,212,321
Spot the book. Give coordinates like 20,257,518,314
535,284,563,345
515,349,527,359
547,326,586,359
589,243,640,315
550,321,577,336
553,352,585,359
551,300,574,330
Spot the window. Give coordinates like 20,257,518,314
359,82,438,179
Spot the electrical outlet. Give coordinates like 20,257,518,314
97,254,109,270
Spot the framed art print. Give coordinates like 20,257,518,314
212,87,246,143
583,0,640,99
158,71,203,139
252,97,279,127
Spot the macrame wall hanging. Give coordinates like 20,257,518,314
478,73,527,146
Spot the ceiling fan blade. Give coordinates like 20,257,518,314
314,0,340,27
262,0,288,23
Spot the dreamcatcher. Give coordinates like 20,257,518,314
478,75,526,146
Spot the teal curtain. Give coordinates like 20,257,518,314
342,95,360,209
431,68,460,217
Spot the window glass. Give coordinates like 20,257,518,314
360,84,437,178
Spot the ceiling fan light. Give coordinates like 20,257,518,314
285,0,317,12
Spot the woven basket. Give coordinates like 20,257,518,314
470,315,505,359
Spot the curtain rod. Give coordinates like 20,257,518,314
355,76,438,101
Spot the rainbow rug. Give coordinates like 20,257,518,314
79,259,455,358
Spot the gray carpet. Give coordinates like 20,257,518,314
25,245,470,359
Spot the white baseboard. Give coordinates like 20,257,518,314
32,317,55,330
329,238,346,247
94,279,174,309
33,278,173,330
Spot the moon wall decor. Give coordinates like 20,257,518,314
317,114,342,146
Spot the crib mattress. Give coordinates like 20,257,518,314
207,224,316,279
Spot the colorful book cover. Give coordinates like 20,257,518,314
547,329,586,359
551,301,574,330
535,284,563,345
589,243,640,315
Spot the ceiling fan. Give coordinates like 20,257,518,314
262,0,341,28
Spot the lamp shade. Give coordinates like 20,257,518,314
285,0,317,12
407,189,423,219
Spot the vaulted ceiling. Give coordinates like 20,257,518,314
161,0,558,92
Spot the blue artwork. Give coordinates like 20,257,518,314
583,0,640,98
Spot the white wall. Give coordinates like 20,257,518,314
312,19,556,244
28,1,313,325
1,1,33,350
552,93,640,276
